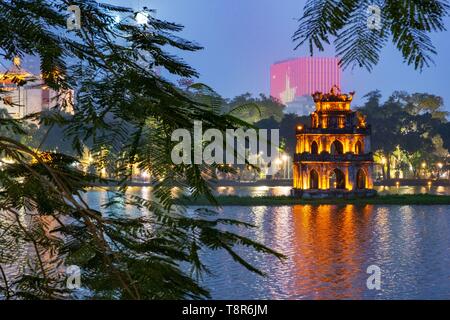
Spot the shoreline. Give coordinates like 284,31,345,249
92,179,450,188
213,179,450,187
176,194,450,206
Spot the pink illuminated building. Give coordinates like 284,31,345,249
270,57,341,105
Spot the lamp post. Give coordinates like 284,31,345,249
282,154,289,179
421,162,427,179
257,151,263,180
275,158,282,179
437,162,443,180
380,157,387,180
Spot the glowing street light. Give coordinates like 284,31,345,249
136,11,149,24
281,154,290,179
141,171,150,179
436,162,444,179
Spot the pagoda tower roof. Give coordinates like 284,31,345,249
312,86,355,103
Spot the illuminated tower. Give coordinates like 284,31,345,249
292,86,375,198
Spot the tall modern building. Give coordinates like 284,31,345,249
270,57,341,105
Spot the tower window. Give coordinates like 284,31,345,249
311,141,319,155
330,140,344,155
309,170,319,189
355,141,363,154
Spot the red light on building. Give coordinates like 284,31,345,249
270,57,341,104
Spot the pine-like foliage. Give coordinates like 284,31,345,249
0,1,283,299
294,0,449,71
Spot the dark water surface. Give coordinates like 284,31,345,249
85,188,450,299
195,205,450,299
214,185,450,197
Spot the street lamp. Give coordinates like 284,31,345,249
379,157,387,180
421,162,427,178
274,158,282,179
437,162,443,179
141,170,150,181
282,154,290,179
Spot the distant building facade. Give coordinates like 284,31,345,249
270,57,341,110
0,57,69,119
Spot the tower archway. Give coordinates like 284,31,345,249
355,141,363,154
309,169,319,189
330,140,344,155
356,168,367,189
311,141,319,154
330,168,346,189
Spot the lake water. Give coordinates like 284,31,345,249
85,187,450,300
196,205,450,299
214,185,450,197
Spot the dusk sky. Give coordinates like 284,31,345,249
101,1,450,109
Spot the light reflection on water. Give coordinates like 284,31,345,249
194,205,450,299
84,188,450,299
214,186,450,197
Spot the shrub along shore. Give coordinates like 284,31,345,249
176,194,450,206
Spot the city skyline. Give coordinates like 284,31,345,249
110,0,450,110
0,0,449,304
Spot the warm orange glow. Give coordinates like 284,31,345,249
13,56,21,67
321,116,328,128
293,88,373,193
290,204,372,299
